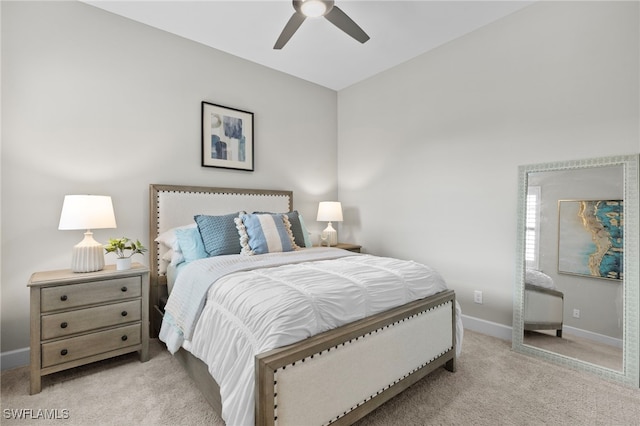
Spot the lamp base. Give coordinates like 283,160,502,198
321,222,338,247
71,231,105,273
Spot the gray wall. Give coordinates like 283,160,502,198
1,1,337,356
337,1,639,328
2,0,639,364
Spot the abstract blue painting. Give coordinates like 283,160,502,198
558,200,623,281
201,102,254,171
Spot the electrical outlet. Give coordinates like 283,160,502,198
474,290,483,304
573,309,580,318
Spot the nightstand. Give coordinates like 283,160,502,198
28,263,149,394
334,243,361,253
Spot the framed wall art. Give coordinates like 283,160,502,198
201,101,254,171
557,199,623,281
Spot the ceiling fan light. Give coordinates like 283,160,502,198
301,0,327,18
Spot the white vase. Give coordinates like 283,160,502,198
116,257,132,271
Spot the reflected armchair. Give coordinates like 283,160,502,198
524,269,564,338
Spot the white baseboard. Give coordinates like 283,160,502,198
4,315,514,371
562,325,623,348
458,314,623,349
461,314,513,341
1,317,620,371
1,347,29,371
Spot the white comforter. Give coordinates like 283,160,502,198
160,248,462,426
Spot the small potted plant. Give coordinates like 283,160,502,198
104,237,147,270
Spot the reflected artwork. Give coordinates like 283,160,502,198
558,200,623,280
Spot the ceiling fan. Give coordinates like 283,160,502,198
274,0,370,49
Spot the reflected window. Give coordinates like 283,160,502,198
526,186,541,269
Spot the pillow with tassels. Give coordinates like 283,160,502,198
235,213,298,255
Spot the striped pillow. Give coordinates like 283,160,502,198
253,210,308,248
235,213,298,255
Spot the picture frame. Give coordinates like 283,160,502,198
557,199,623,281
201,101,254,171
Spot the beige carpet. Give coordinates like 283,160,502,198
524,330,623,371
2,331,639,425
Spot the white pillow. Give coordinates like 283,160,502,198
162,250,173,262
155,223,195,272
155,223,197,252
163,249,185,266
525,269,555,289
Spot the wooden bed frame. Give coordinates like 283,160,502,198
149,184,457,425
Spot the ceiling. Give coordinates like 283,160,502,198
84,1,535,91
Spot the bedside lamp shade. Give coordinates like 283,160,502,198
317,201,343,246
59,195,117,273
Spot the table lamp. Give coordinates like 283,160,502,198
317,201,343,246
58,195,117,272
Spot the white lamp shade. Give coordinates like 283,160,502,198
59,195,117,230
316,201,343,222
59,195,116,273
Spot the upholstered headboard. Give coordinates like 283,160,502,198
148,184,293,335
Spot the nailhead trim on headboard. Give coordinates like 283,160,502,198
150,185,293,277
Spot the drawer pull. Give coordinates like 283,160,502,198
121,311,128,317
60,295,68,301
60,349,68,356
121,335,128,341
121,286,128,292
60,322,68,329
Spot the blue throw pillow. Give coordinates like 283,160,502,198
236,213,297,255
175,227,208,263
297,213,312,248
253,210,308,248
194,212,243,256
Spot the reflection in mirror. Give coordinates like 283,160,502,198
524,166,623,371
512,155,639,387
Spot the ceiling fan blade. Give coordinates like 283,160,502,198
274,12,306,49
324,6,369,44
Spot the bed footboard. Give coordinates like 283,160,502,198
256,290,456,426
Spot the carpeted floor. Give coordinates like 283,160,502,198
2,330,639,425
524,330,623,371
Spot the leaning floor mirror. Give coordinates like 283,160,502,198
512,154,639,387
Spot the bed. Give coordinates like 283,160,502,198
149,184,462,426
524,269,563,338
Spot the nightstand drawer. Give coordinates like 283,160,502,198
41,300,141,340
29,264,149,394
41,323,141,368
41,277,141,312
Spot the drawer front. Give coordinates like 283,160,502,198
41,300,141,340
41,323,141,368
41,277,141,312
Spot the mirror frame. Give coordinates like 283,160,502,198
512,154,639,387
